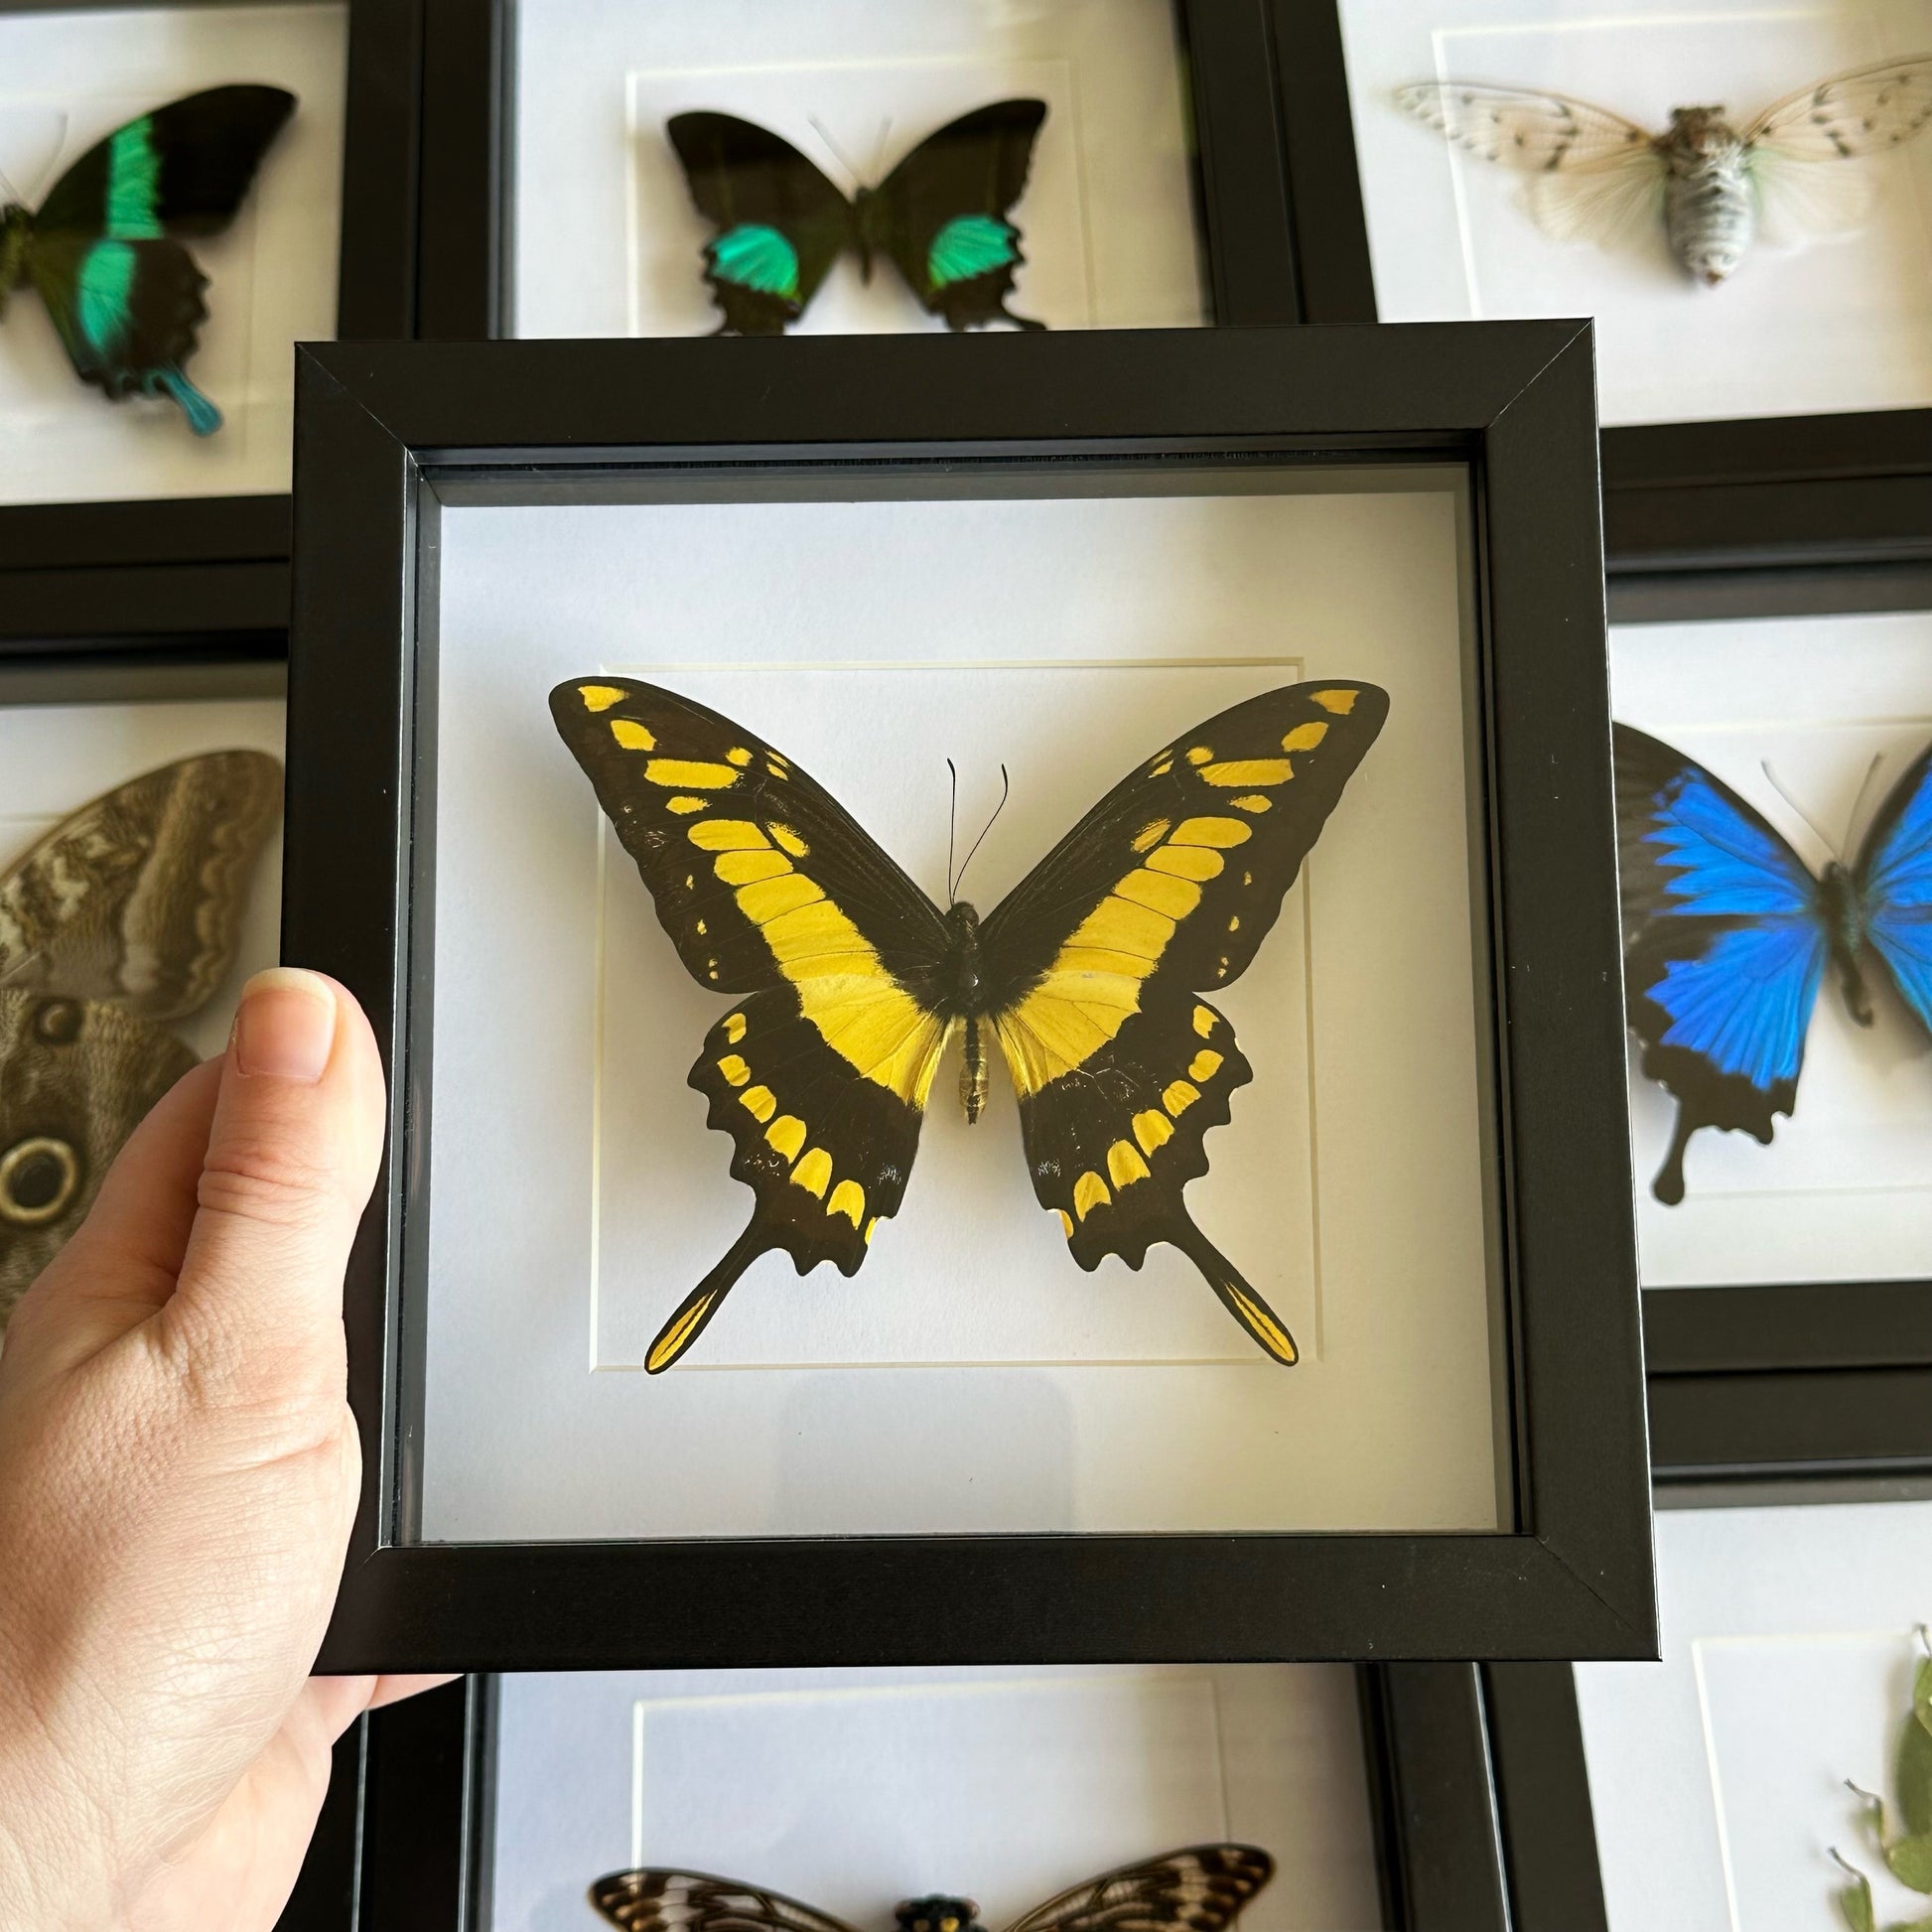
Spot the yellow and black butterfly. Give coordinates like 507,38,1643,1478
551,678,1388,1371
589,1846,1276,1932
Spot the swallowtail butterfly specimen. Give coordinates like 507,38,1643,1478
590,1846,1276,1932
0,752,281,1320
1614,724,1932,1203
1397,55,1932,283
0,84,295,431
666,100,1047,334
551,678,1387,1370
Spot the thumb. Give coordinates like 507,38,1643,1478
163,969,386,1371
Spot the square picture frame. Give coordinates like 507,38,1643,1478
286,322,1654,1672
412,0,1313,342
0,0,422,636
1260,0,1932,576
1606,562,1932,1485
282,1663,1532,1932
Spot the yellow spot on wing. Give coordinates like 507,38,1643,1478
1133,1109,1173,1154
666,796,706,814
1115,868,1200,919
1165,1081,1200,1115
1185,747,1213,765
717,1054,751,1086
1150,756,1173,776
737,873,824,923
1174,817,1251,848
766,1115,806,1161
577,685,627,712
611,719,656,751
727,747,754,765
1131,818,1170,853
1107,1140,1150,1188
1230,1284,1298,1363
646,1291,719,1371
1231,794,1271,813
723,1013,748,1043
647,759,740,788
1202,759,1293,786
791,1148,832,1197
1055,1208,1074,1237
741,1085,776,1123
828,1179,865,1226
1073,1171,1111,1219
1147,844,1223,882
769,823,809,857
1189,1049,1223,1081
1312,689,1357,714
1283,721,1329,751
1069,896,1173,962
689,820,768,851
715,849,791,886
1192,1005,1217,1036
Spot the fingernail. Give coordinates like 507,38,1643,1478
232,968,338,1084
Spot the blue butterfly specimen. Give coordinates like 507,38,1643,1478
1614,724,1932,1204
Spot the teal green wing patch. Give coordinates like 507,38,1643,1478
926,213,1021,289
708,222,801,300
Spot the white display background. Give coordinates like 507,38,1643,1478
420,480,1503,1541
1577,1497,1932,1932
512,0,1205,338
1612,611,1932,1286
1337,0,1932,426
490,1663,1383,1932
0,695,283,1057
0,3,345,506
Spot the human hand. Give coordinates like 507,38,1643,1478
0,968,446,1932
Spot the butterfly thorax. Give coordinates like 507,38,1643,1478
850,186,883,283
0,207,30,303
1818,860,1876,1027
1661,107,1754,282
896,1895,985,1932
940,899,991,1124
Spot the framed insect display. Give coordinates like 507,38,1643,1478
286,322,1651,1671
1607,561,1932,1482
278,1661,1541,1932
410,0,1318,343
0,652,284,1326
1260,0,1932,575
0,0,421,640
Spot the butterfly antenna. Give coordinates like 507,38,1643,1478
951,764,1010,906
808,114,864,184
1760,759,1841,862
1844,752,1888,853
873,115,894,179
945,757,960,904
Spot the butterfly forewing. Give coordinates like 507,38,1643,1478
1854,741,1932,1032
1744,55,1932,158
1394,82,1657,171
590,1870,865,1932
980,683,1387,1361
550,678,958,1368
999,1846,1276,1932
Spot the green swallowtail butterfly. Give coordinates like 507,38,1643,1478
666,99,1048,335
0,84,296,434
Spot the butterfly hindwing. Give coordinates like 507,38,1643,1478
999,1846,1275,1932
867,98,1047,331
666,113,855,335
1855,740,1932,1032
1612,724,1830,1203
980,683,1388,1362
589,1869,862,1932
550,678,957,1369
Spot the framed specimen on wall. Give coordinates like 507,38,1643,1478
286,1662,1533,1932
1606,563,1932,1482
0,0,421,644
1260,0,1932,573
285,322,1652,1671
412,0,1315,341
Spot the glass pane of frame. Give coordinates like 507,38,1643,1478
401,461,1509,1545
0,1,348,505
487,1663,1384,1932
506,0,1210,339
1575,1486,1932,1932
1331,0,1932,427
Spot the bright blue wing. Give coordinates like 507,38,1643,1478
1613,725,1827,1203
1857,741,1932,1033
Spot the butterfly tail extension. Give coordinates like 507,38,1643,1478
645,1221,775,1373
1651,1104,1696,1207
1170,1222,1297,1366
152,366,220,434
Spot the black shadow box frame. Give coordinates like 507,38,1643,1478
412,0,1314,340
278,1665,1532,1932
287,320,1654,1673
1262,0,1932,579
0,0,423,654
1607,560,1932,1487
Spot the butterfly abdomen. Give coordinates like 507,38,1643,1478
1662,109,1754,282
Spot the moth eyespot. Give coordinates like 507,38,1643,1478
0,1135,80,1228
30,999,82,1046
